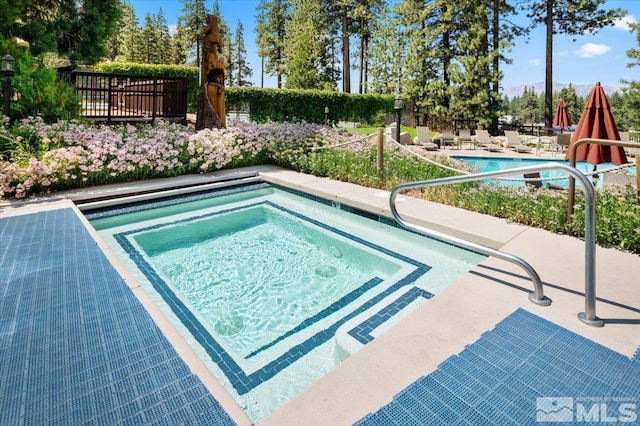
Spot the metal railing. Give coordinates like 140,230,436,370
389,162,602,326
71,71,188,124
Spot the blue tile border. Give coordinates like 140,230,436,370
0,208,236,425
355,308,640,426
111,196,432,395
348,287,434,344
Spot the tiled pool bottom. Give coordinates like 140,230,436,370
0,208,235,425
355,309,640,425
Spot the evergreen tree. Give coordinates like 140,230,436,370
449,0,498,129
155,9,172,64
284,0,338,90
349,0,385,93
366,4,402,94
179,0,207,67
3,0,121,64
256,0,290,88
519,86,540,125
233,21,254,87
623,21,640,129
226,27,237,86
139,13,166,64
555,84,583,126
107,2,140,62
170,23,191,65
519,0,626,129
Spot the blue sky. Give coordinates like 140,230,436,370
128,0,639,91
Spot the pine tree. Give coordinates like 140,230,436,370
349,0,385,93
366,4,402,94
226,27,237,86
623,21,640,129
284,0,338,90
256,0,290,88
519,0,626,129
107,2,136,62
155,9,172,64
448,0,498,129
233,21,254,87
179,0,207,67
5,0,121,64
170,23,191,65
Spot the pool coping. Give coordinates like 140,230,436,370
1,164,639,425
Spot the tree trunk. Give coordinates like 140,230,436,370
363,36,368,94
544,0,553,130
342,7,351,93
441,4,450,110
492,0,499,101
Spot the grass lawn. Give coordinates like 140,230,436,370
343,125,418,140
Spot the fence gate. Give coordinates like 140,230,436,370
71,71,188,124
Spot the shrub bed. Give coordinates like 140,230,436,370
1,118,638,254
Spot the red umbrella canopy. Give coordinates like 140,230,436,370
565,82,627,165
552,99,572,129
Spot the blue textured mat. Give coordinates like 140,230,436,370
0,208,235,425
355,308,640,426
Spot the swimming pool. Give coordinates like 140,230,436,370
453,156,636,188
85,183,485,422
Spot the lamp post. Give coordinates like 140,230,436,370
1,54,15,120
324,106,329,125
394,94,403,143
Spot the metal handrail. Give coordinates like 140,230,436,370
389,163,600,326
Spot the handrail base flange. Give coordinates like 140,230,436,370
528,293,552,306
578,312,604,327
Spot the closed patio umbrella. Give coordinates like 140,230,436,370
564,82,627,165
565,82,628,237
552,99,571,130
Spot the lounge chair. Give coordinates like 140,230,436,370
441,128,456,149
554,133,572,155
473,129,502,152
524,172,566,191
414,126,439,151
458,129,473,149
504,130,533,153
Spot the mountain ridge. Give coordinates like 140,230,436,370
502,81,621,99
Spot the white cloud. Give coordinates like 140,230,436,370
613,15,636,31
528,58,541,66
555,50,568,57
168,24,177,36
574,43,611,58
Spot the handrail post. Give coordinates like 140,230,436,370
389,162,604,326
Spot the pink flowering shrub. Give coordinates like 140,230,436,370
0,118,355,199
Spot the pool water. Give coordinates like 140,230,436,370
453,156,636,188
87,183,485,422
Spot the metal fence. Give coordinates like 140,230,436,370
71,71,188,124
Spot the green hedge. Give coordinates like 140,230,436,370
225,87,393,124
96,63,393,122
